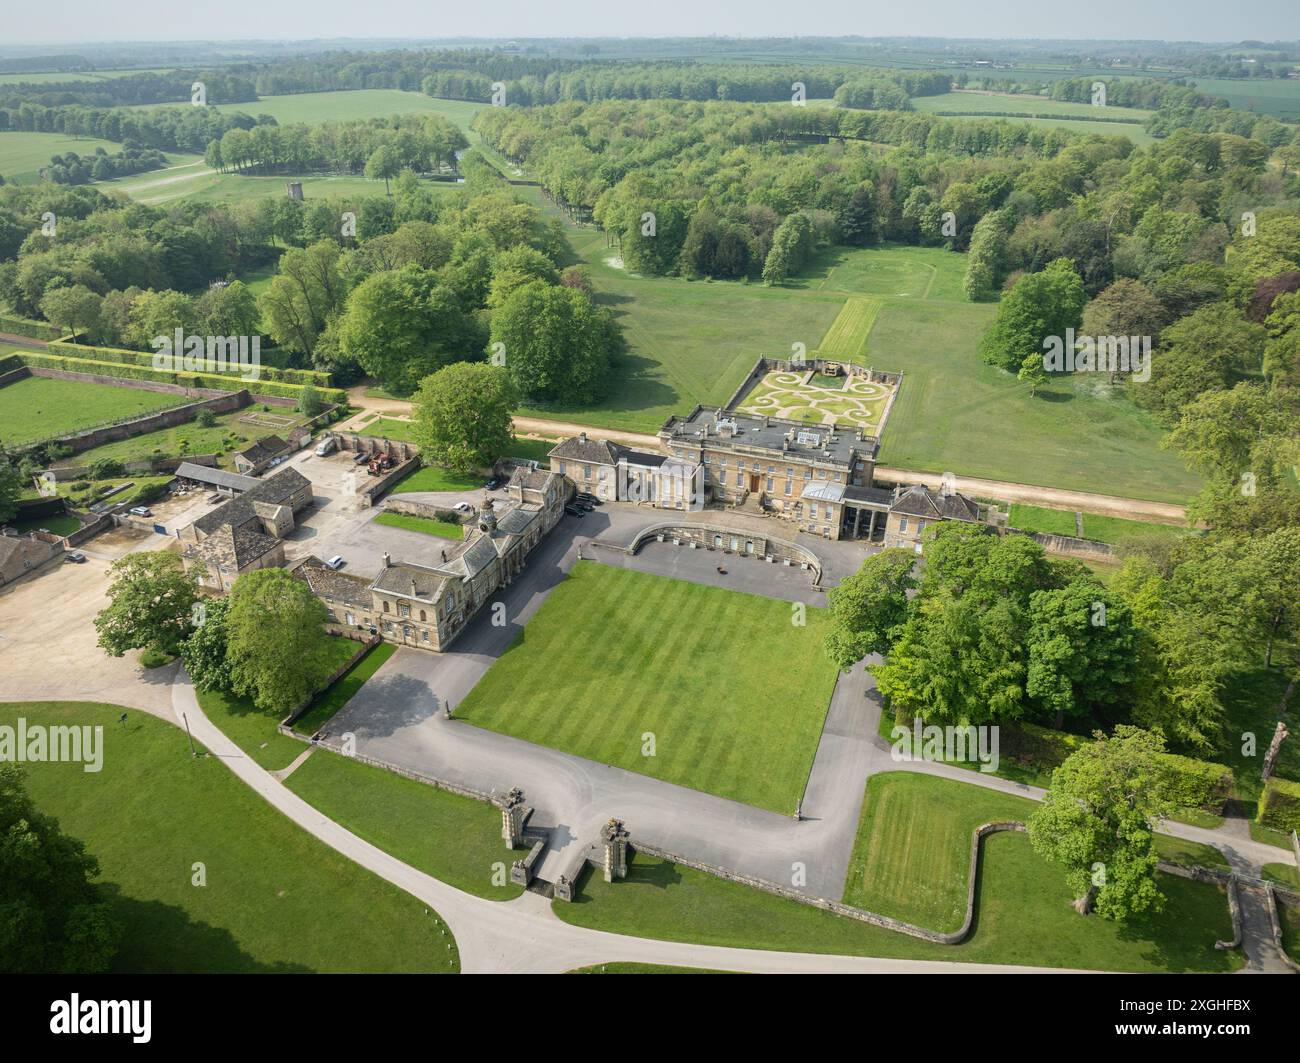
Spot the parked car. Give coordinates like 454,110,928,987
575,501,594,512
453,502,472,513
325,555,345,570
129,506,152,517
564,504,585,518
65,551,87,564
576,492,601,506
353,452,369,465
484,479,501,491
314,435,337,457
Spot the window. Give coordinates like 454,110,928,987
783,480,792,496
729,537,738,551
702,454,710,464
398,603,410,618
384,621,394,632
803,468,812,479
345,612,355,626
713,534,722,548
557,461,566,475
419,609,426,622
735,471,743,487
382,601,390,613
746,541,754,554
826,505,834,519
917,520,926,533
899,518,909,533
766,476,773,492
583,464,591,480
422,630,430,643
403,626,413,640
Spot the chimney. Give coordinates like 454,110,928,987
410,578,418,596
382,552,391,568
579,431,587,444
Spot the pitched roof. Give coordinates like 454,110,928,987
508,465,558,492
193,467,311,537
890,484,980,522
371,560,448,602
175,463,260,491
184,523,281,570
548,434,626,465
436,534,499,579
0,534,61,582
237,435,289,464
292,557,373,609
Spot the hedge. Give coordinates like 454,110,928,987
0,313,64,341
1258,777,1300,835
17,351,346,405
1000,722,1231,812
46,340,334,387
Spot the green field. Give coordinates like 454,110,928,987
6,512,81,535
102,157,397,207
0,131,128,183
374,511,464,540
67,403,309,471
521,208,1199,502
457,563,840,813
2,701,455,973
556,826,1238,973
910,92,1156,145
816,297,883,360
1190,78,1300,119
283,747,525,901
391,463,482,494
363,416,419,442
139,90,485,130
0,375,190,447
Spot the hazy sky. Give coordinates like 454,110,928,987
8,1,1299,46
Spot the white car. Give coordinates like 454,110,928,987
453,502,471,513
325,555,345,570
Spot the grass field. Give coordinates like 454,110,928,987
374,511,464,540
844,773,1228,934
391,463,482,494
195,635,359,771
0,131,128,183
6,512,81,535
556,828,1239,972
363,416,419,442
0,375,190,447
816,297,882,360
139,90,485,130
67,404,309,471
283,747,525,901
909,93,1157,145
1,701,455,973
456,563,840,812
1190,78,1300,119
520,206,1200,502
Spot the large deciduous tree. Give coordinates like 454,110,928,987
978,257,1086,373
823,548,917,669
491,280,615,405
94,552,198,659
411,362,518,473
1028,726,1172,920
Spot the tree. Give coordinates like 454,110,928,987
823,548,917,668
491,280,614,405
337,266,480,394
39,283,101,342
364,145,401,195
1080,279,1166,347
411,362,518,474
225,568,333,715
257,241,346,361
94,552,198,658
0,763,120,973
0,455,20,525
1017,350,1048,397
179,596,233,693
963,208,1012,302
1028,726,1172,920
296,383,322,416
978,258,1086,373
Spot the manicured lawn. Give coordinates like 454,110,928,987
507,436,560,463
365,416,419,442
374,511,464,540
1215,653,1300,805
1008,503,1079,538
1281,902,1300,964
556,831,1240,973
843,773,1229,935
292,641,395,736
143,89,484,129
457,562,840,813
195,635,359,771
283,747,524,901
391,463,482,494
1082,512,1191,546
0,375,189,447
1,701,456,973
6,512,81,536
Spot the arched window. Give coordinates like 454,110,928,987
419,610,426,621
382,601,390,613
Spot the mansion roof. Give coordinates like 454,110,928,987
659,406,875,467
891,484,980,522
548,434,626,466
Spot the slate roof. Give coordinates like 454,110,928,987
193,467,311,537
660,406,875,467
237,435,289,464
622,450,669,468
184,523,280,570
372,560,448,602
0,534,61,582
548,435,626,466
176,463,260,492
890,484,980,522
436,534,499,579
495,504,540,536
292,557,373,609
508,465,557,492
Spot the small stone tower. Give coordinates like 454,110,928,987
601,818,629,882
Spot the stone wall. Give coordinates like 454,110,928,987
383,496,465,522
721,356,903,414
362,457,422,508
604,521,824,584
1022,530,1115,560
625,821,1027,945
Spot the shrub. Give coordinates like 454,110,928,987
1258,777,1300,834
87,458,125,480
194,409,217,427
1158,753,1233,813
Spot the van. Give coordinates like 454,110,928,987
325,555,345,570
315,435,337,457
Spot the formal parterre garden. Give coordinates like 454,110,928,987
456,562,840,813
